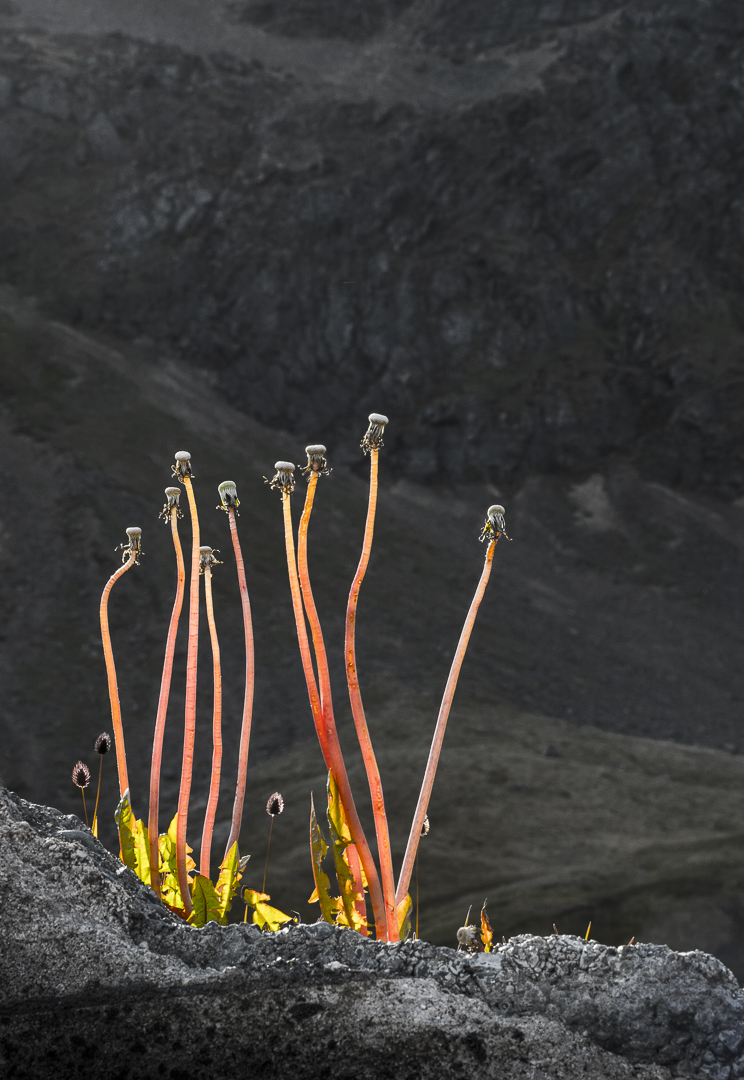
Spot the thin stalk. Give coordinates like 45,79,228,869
81,788,89,827
199,551,223,877
278,480,388,940
396,537,498,905
344,443,398,941
94,758,103,827
99,529,141,799
148,495,186,897
262,817,274,894
175,454,199,917
221,490,255,858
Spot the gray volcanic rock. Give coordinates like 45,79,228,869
3,786,744,1079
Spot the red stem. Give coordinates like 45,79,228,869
396,538,497,905
148,506,185,897
281,490,389,940
224,507,255,857
176,474,199,916
344,446,398,941
99,552,137,799
200,564,222,877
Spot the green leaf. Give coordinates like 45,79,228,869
397,894,412,942
131,816,151,887
158,813,194,914
242,888,293,931
309,792,340,924
215,843,249,924
190,874,223,928
114,789,137,873
481,900,493,953
326,772,366,934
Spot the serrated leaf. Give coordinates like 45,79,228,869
114,790,137,873
481,900,493,953
131,817,151,887
397,893,412,942
158,813,194,913
345,842,368,935
326,772,366,934
190,873,223,927
309,792,340,924
242,888,293,931
215,842,248,924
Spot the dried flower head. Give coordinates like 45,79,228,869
94,732,111,756
217,480,239,513
199,545,222,572
421,814,430,837
456,924,480,952
119,527,143,564
269,461,296,495
302,444,330,477
266,792,284,817
479,504,510,544
160,486,183,522
172,450,193,481
361,413,389,454
72,761,91,789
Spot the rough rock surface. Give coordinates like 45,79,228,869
3,786,744,1079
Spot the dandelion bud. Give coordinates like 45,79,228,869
266,792,284,817
361,413,389,454
269,462,296,495
173,450,193,480
72,761,91,789
218,480,239,513
94,732,111,755
303,444,330,477
479,504,510,544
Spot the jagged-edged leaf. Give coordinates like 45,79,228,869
158,813,194,914
242,888,293,931
309,793,341,924
114,790,137,873
131,816,151,887
190,874,223,928
215,843,249,924
397,893,413,942
345,842,368,935
481,900,493,953
326,772,366,934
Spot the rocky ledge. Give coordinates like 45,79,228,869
2,787,743,1080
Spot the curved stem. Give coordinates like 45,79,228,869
224,507,255,857
344,447,398,940
281,491,389,940
262,816,274,894
93,756,103,833
148,507,186,897
176,475,200,916
99,553,136,799
396,539,497,905
200,565,222,877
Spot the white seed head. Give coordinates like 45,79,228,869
172,450,194,480
275,461,295,471
368,413,388,426
488,505,505,518
126,527,142,538
304,444,330,476
165,486,181,500
361,413,390,454
200,545,213,554
269,462,296,494
218,480,239,512
175,451,191,462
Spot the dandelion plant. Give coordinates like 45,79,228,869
72,761,91,826
99,526,142,800
148,487,186,896
199,545,223,878
262,791,284,893
345,414,398,939
396,505,508,905
270,460,389,940
92,732,111,838
172,450,200,917
217,481,255,859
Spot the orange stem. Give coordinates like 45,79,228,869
200,563,222,877
396,538,497,905
99,552,137,799
148,506,185,897
176,474,199,916
224,507,255,857
281,491,388,940
344,447,398,940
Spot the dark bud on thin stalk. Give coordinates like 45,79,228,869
479,504,510,543
160,486,183,522
269,462,296,495
199,545,222,573
266,792,284,817
217,480,239,514
361,413,389,455
72,761,91,788
302,445,331,477
172,450,194,481
94,732,112,755
118,526,143,564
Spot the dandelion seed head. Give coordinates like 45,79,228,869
199,545,222,572
479,504,509,543
160,487,183,521
361,413,389,454
120,527,143,563
304,444,330,477
269,462,296,495
173,450,193,480
218,480,239,512
94,732,111,756
266,792,284,817
72,761,91,789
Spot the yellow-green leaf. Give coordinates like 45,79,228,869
309,793,340,925
481,900,493,953
91,812,98,840
326,772,366,934
190,873,223,928
131,816,151,887
114,789,137,873
397,894,412,942
158,814,194,913
242,888,293,931
215,843,249,924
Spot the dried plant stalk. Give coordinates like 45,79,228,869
99,527,142,799
199,546,223,877
148,489,186,897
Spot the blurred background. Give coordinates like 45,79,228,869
2,0,744,971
